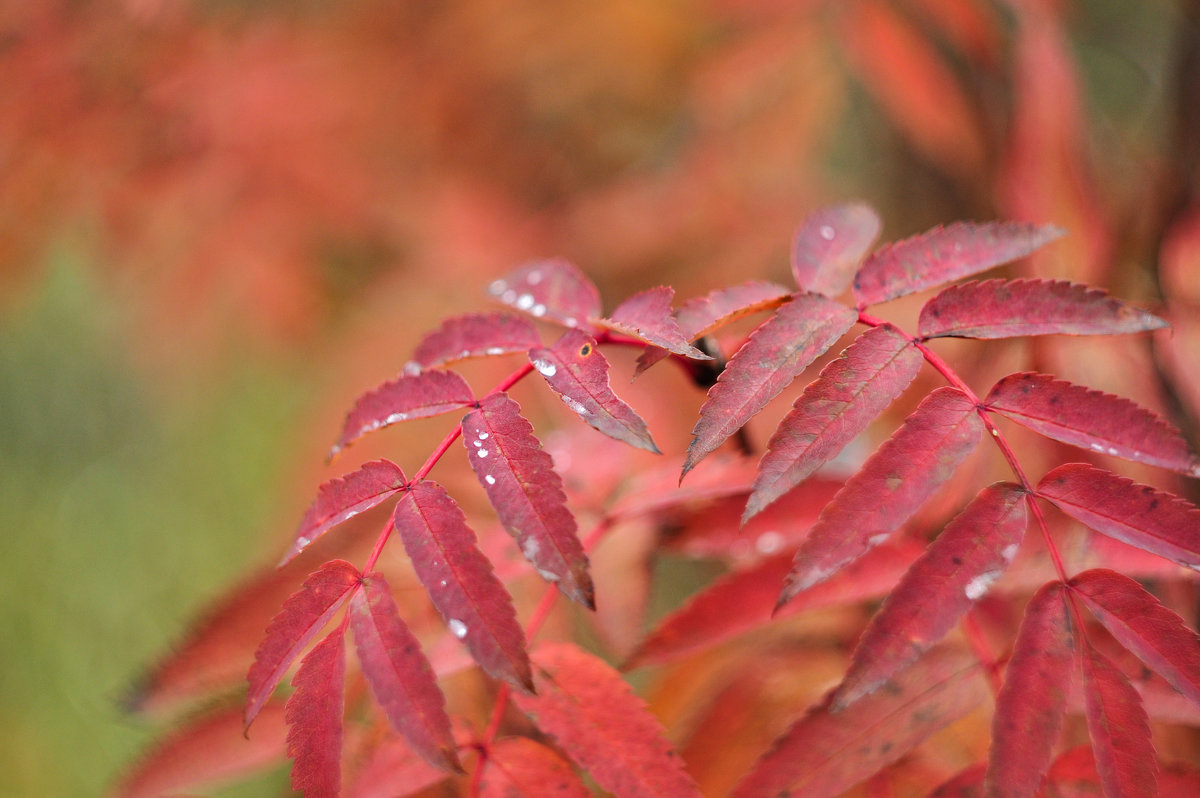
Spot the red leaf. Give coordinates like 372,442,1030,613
930,763,986,797
1036,463,1200,569
511,643,702,798
746,323,922,521
349,573,461,772
597,285,710,359
791,203,882,296
635,281,791,375
462,393,593,608
530,328,659,452
391,481,533,691
682,293,857,478
330,370,474,459
627,540,920,668
986,373,1200,477
487,259,602,329
114,703,287,798
851,221,1064,307
285,628,346,798
246,560,360,730
732,644,987,798
406,312,541,373
832,483,1028,709
918,278,1168,339
480,737,591,798
281,460,408,566
1069,568,1200,706
1080,642,1158,798
346,734,453,798
986,580,1075,798
779,387,984,604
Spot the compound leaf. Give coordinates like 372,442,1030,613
852,221,1064,307
281,460,407,566
391,481,533,691
1080,642,1158,798
284,628,346,798
779,387,983,605
791,202,882,296
462,393,593,608
530,328,659,452
480,737,591,798
746,323,922,521
511,643,702,798
487,259,602,328
330,370,474,459
919,278,1167,339
986,372,1200,477
683,293,857,478
406,312,541,373
246,560,360,730
349,573,461,772
596,286,710,359
1037,464,1200,569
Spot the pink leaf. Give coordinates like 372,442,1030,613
246,560,360,730
851,221,1064,307
1080,642,1158,798
1036,463,1200,569
330,370,474,459
779,387,984,604
746,323,922,521
462,393,593,608
487,259,602,328
986,580,1075,798
406,312,541,372
281,460,408,566
636,281,791,375
596,286,710,359
529,328,659,452
732,644,987,798
285,628,346,798
930,763,986,797
391,481,533,691
682,293,857,478
480,737,591,798
986,373,1200,477
791,203,883,296
1069,568,1200,706
511,643,702,798
832,483,1028,709
627,540,920,668
346,734,453,798
918,278,1167,339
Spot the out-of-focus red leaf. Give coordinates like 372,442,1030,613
462,393,593,608
832,483,1027,709
330,370,474,459
918,279,1168,340
596,286,709,359
907,0,1002,66
852,221,1064,307
281,460,407,566
779,387,983,604
682,293,856,478
732,644,987,798
529,328,659,452
627,539,920,668
1080,642,1158,798
285,628,346,798
480,737,591,798
635,281,791,375
391,481,533,691
111,703,287,798
406,313,541,373
1069,568,1200,706
245,559,360,730
487,259,602,329
746,323,921,521
346,734,454,798
986,373,1200,477
986,580,1075,798
1036,464,1200,569
511,643,702,797
929,762,985,797
790,203,882,297
349,573,461,772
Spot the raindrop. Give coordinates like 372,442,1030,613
819,224,836,240
448,619,468,639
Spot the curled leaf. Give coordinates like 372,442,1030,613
330,370,474,459
597,286,710,359
406,312,541,373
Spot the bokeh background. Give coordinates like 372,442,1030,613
2,0,1198,795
